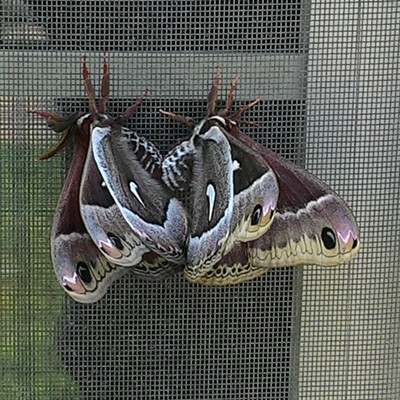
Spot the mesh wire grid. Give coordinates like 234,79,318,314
0,1,398,399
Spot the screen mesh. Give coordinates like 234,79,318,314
0,1,398,399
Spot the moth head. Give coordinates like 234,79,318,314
52,233,126,303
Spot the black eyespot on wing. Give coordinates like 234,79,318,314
64,284,73,292
251,205,262,226
107,232,123,250
77,262,92,283
321,227,337,250
352,238,358,249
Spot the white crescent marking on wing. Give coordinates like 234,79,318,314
129,181,146,207
206,183,216,222
232,160,241,171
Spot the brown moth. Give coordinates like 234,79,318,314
161,70,360,285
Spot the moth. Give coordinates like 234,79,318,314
161,70,360,285
161,76,279,280
79,57,184,280
90,94,188,265
78,58,154,267
29,57,182,302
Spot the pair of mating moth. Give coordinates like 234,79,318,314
30,58,360,303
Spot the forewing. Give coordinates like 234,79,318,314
80,140,150,267
184,123,234,277
212,118,279,246
92,124,188,264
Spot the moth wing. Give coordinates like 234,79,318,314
226,125,360,269
136,252,183,281
52,233,128,303
213,119,279,245
184,124,234,276
51,133,129,303
183,243,252,285
91,125,188,264
80,140,150,267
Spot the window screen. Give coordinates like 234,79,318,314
0,1,398,399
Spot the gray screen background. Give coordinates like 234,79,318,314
0,1,398,399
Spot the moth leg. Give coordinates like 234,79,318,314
28,109,81,160
115,88,148,124
218,75,240,117
98,53,109,114
229,118,261,127
35,128,72,160
82,56,98,115
160,68,223,124
159,109,196,127
229,98,262,121
218,74,261,122
27,109,62,121
160,70,260,129
207,67,222,116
